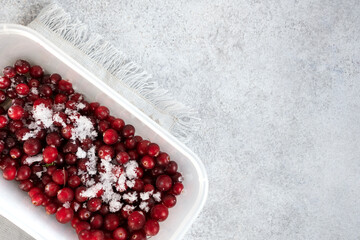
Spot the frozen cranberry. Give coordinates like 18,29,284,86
77,158,88,171
8,120,23,133
143,184,155,192
132,179,144,192
61,125,73,139
3,166,16,180
75,186,88,202
104,213,120,231
151,166,164,177
9,147,21,159
41,174,52,185
29,65,44,78
115,151,130,164
0,116,7,128
172,172,184,183
0,76,10,89
67,175,81,188
78,230,91,240
0,91,6,103
95,106,110,120
71,216,81,228
127,211,145,231
52,169,68,185
45,182,60,197
3,66,16,78
14,60,30,74
19,179,34,192
135,167,144,178
45,203,58,215
89,102,100,111
5,137,16,148
111,118,125,131
49,73,61,84
66,166,78,176
23,138,41,156
141,156,155,169
98,145,115,159
99,204,109,215
172,182,184,195
58,79,73,92
90,214,103,229
122,125,135,138
15,83,30,96
56,207,74,224
57,187,74,203
114,142,126,152
79,208,92,221
53,112,67,127
162,194,177,208
16,165,31,180
46,132,61,147
0,140,5,153
103,129,118,145
146,144,159,157
98,120,109,133
39,84,52,97
91,230,105,240
165,161,178,175
28,187,42,198
8,105,24,120
33,98,52,108
113,227,128,240
125,137,136,149
43,146,58,164
6,89,17,99
144,219,160,236
156,175,173,191
130,231,146,240
54,93,67,104
28,78,40,87
151,204,168,222
87,198,102,212
32,193,45,206
75,221,91,234
127,150,138,160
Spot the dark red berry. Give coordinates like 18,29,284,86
56,207,74,224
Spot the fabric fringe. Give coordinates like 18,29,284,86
29,3,200,142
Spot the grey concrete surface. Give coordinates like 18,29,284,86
1,0,360,239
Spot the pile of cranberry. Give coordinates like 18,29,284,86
0,60,184,240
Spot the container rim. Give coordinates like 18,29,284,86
0,23,209,239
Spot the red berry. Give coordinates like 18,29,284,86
89,102,100,111
156,174,173,191
98,145,115,159
91,230,105,240
54,93,68,104
56,207,74,224
45,182,60,197
61,125,73,139
79,208,92,221
39,84,52,97
115,151,130,164
19,179,34,192
155,153,169,167
143,184,155,192
28,187,41,198
14,60,30,74
99,205,109,215
144,219,160,236
52,169,68,185
58,79,73,92
57,187,74,203
15,83,30,96
68,175,81,188
0,76,11,89
46,132,62,147
90,214,103,229
124,137,136,149
29,65,44,78
162,194,177,208
50,73,61,84
0,91,6,103
3,66,16,78
103,129,118,145
111,118,124,131
16,165,31,180
0,116,7,129
45,203,58,215
32,193,45,206
150,204,169,222
3,166,16,180
75,186,88,203
87,198,102,212
23,138,41,156
10,147,21,159
97,120,109,133
78,230,91,240
130,231,146,240
95,106,110,120
165,161,178,175
43,146,58,164
113,227,128,240
122,125,135,138
147,143,160,157
127,211,145,231
104,213,120,231
141,156,155,169
7,105,24,120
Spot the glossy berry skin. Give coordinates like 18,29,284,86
0,91,6,103
16,165,31,180
165,161,178,175
0,76,11,89
45,182,60,197
115,151,130,164
104,213,120,231
130,231,146,240
87,198,102,212
52,169,68,185
136,140,150,155
127,211,146,231
43,146,58,164
7,105,24,120
3,66,16,78
23,138,41,156
162,194,177,208
15,83,30,96
79,208,92,221
31,193,45,206
156,152,170,166
151,204,169,222
122,125,135,138
111,118,124,131
156,174,173,192
98,145,115,159
95,106,110,120
19,179,34,192
172,182,184,195
141,156,155,169
3,166,16,180
90,214,103,229
57,187,74,203
56,207,74,224
68,175,81,188
144,219,160,236
0,116,7,128
46,132,62,147
75,221,91,234
75,187,88,203
78,229,91,240
147,143,160,157
45,203,58,215
29,65,44,78
103,129,118,145
113,227,128,240
14,60,30,74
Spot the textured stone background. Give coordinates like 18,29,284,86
1,0,360,239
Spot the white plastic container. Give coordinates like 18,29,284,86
0,24,208,240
